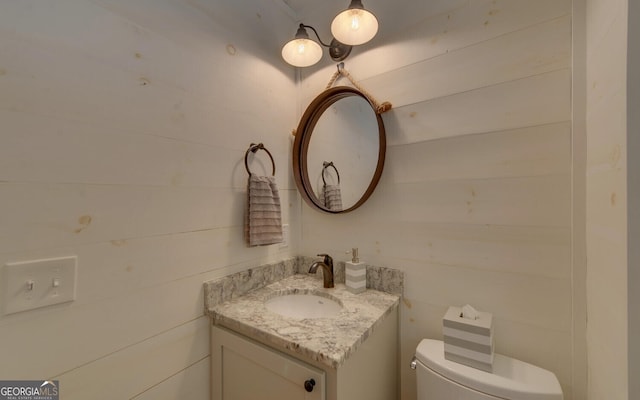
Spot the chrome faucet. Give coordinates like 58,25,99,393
309,254,334,288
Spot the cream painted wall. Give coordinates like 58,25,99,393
297,1,577,398
585,0,629,398
0,1,298,399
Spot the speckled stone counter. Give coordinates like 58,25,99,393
206,272,401,369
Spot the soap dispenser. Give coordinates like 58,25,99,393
345,248,366,294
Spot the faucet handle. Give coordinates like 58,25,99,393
317,253,333,265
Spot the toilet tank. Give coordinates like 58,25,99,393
414,339,563,400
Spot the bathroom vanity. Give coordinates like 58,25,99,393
206,269,400,400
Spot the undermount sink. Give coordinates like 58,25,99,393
265,293,343,319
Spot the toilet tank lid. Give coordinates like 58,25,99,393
415,339,563,400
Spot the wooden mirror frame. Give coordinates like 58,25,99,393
293,86,386,213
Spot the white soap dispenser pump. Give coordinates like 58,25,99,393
345,248,366,294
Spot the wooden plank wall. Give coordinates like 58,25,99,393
628,2,640,399
298,1,576,398
0,1,298,399
585,0,629,398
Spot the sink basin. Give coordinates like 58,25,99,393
265,293,343,319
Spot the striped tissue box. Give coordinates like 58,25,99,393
442,306,494,372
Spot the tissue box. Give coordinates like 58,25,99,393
442,306,494,372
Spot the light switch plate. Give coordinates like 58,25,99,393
3,256,77,315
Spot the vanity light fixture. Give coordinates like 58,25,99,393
281,0,378,68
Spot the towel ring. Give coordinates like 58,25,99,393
245,143,276,176
322,161,340,185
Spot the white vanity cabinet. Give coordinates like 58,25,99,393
211,325,326,400
211,307,398,400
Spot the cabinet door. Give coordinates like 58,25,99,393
211,326,325,400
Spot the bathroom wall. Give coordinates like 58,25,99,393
628,2,640,398
297,1,576,398
0,1,298,398
585,0,629,398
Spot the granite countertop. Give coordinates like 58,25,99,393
207,274,400,369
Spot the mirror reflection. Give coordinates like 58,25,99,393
307,96,379,210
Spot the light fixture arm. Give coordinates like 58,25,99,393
299,24,333,48
296,23,352,62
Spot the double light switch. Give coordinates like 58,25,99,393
2,256,77,315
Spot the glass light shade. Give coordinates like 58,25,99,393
282,37,323,67
331,7,378,46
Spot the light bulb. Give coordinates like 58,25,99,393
350,13,360,30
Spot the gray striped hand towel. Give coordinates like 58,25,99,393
320,184,343,211
245,174,283,246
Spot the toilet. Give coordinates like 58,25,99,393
413,339,563,400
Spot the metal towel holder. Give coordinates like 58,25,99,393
244,143,275,176
322,161,340,185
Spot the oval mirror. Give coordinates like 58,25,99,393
293,86,386,213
